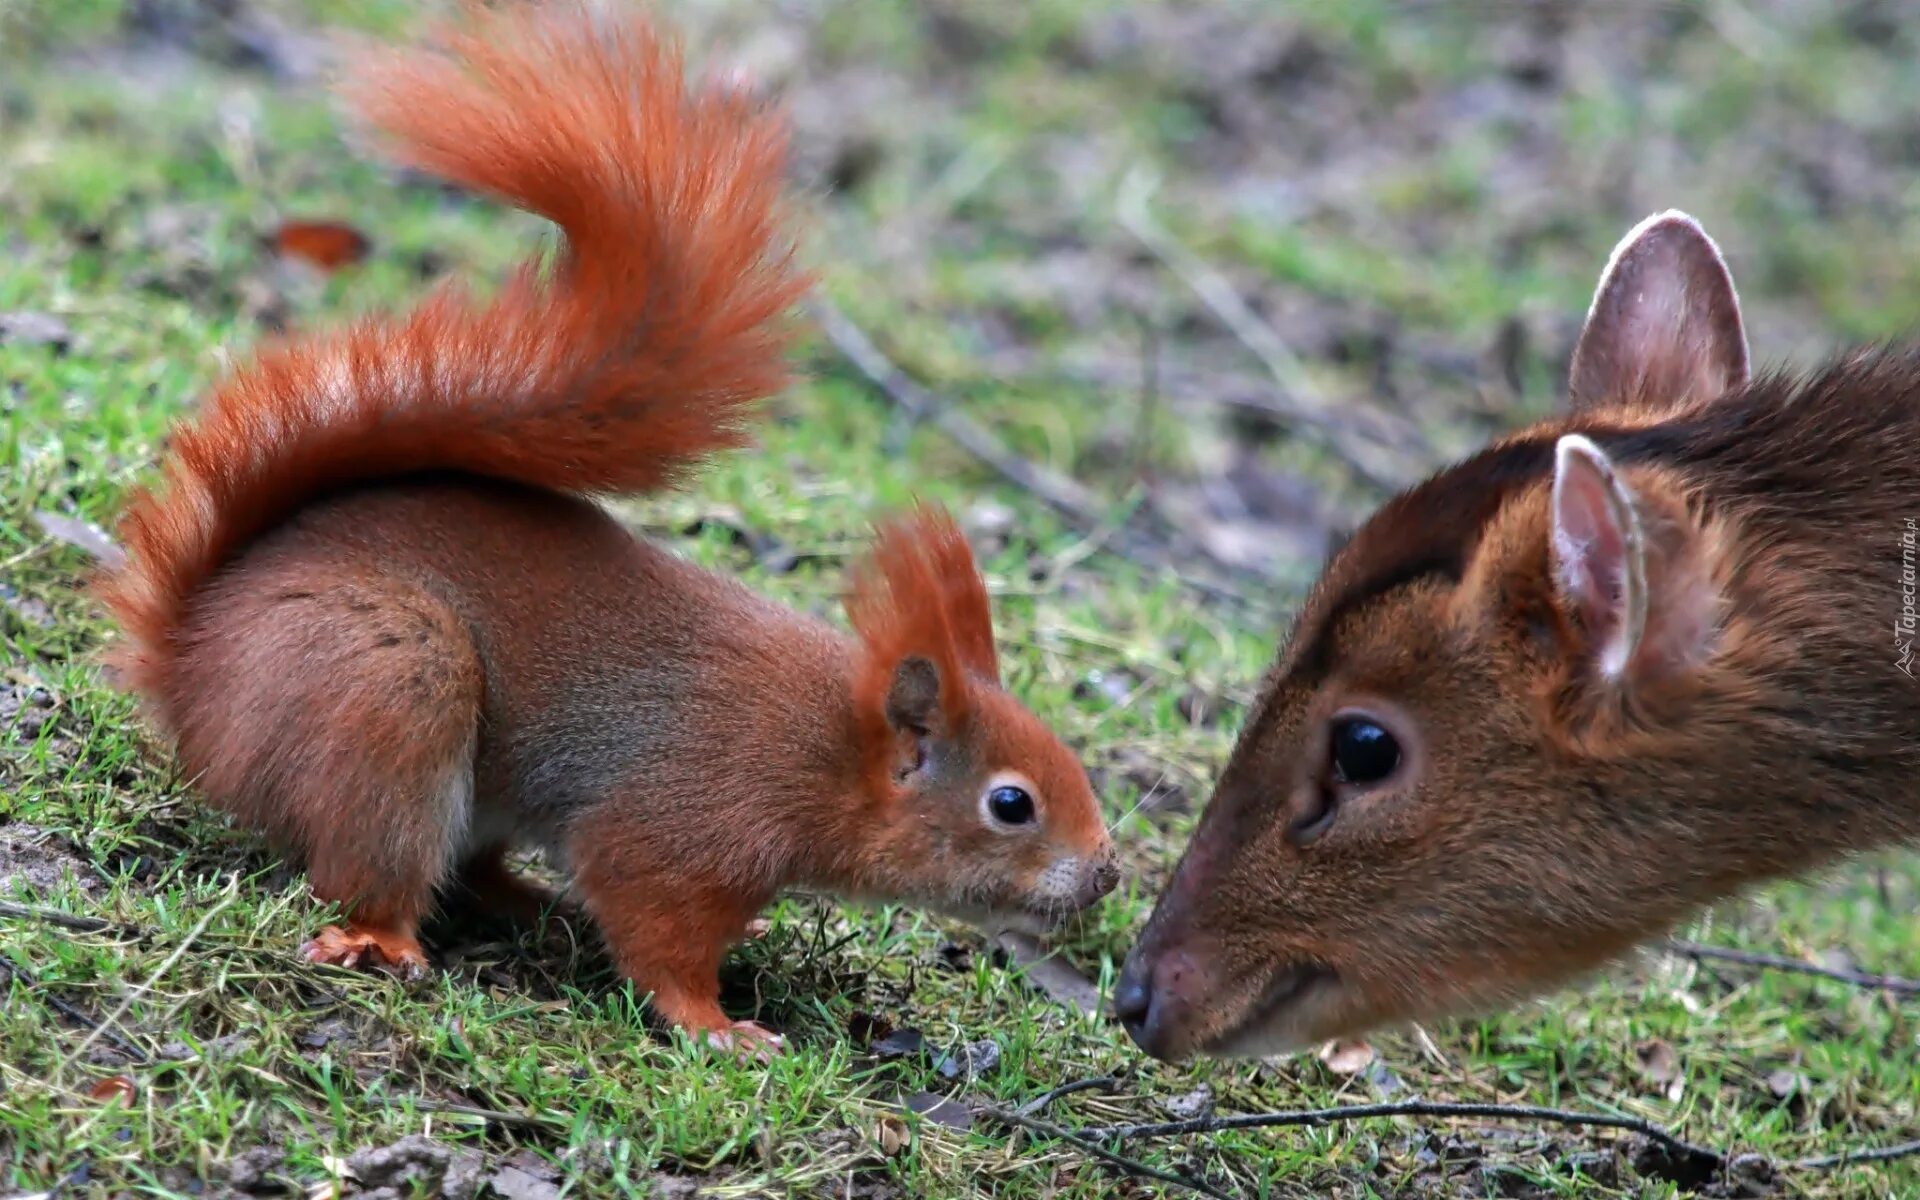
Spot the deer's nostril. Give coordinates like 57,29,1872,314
1092,861,1121,896
1113,966,1152,1027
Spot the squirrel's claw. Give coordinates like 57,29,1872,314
704,1020,786,1062
302,923,431,982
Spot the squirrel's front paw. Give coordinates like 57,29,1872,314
703,1020,785,1062
302,923,431,982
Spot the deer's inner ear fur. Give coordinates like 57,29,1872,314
884,655,944,736
1547,435,1720,686
1568,210,1749,415
1552,436,1647,680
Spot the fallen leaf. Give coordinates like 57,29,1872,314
846,1009,891,1046
935,1039,1001,1081
1364,1058,1405,1098
1766,1069,1805,1101
88,1075,135,1105
869,1027,925,1059
271,220,371,272
33,511,126,569
1318,1039,1376,1075
995,932,1102,1015
1634,1038,1679,1085
903,1091,973,1130
1635,1038,1686,1101
876,1114,910,1156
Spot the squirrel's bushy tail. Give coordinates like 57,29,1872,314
97,0,807,703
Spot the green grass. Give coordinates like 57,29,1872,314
3,1,1917,1197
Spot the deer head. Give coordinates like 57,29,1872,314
1112,212,1820,1061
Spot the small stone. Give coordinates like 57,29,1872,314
1163,1083,1214,1120
0,311,73,353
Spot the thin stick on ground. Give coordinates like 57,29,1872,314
981,1104,1238,1200
810,296,1266,608
811,296,1106,523
0,958,150,1064
0,900,119,934
0,898,353,1008
411,1098,559,1129
58,878,239,1075
1016,1076,1120,1117
1080,1099,1726,1171
1795,1138,1920,1171
1664,939,1920,996
1114,166,1419,494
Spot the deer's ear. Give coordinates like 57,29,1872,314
1568,210,1748,414
1550,436,1647,680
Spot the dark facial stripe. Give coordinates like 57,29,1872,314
1288,436,1562,680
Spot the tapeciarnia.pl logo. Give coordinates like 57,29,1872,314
1899,518,1917,677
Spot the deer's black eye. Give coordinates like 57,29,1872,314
986,785,1035,826
1331,717,1400,785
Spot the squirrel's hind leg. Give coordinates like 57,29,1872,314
567,817,781,1056
167,554,486,982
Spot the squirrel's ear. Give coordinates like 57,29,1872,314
1550,435,1648,680
1568,210,1748,414
884,655,945,736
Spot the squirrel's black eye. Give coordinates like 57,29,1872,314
986,785,1036,826
1330,717,1400,785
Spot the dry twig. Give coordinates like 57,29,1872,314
1664,939,1920,996
810,296,1266,607
1794,1138,1920,1170
0,957,150,1064
1114,167,1420,493
810,296,1105,523
981,1103,1237,1200
1016,1076,1120,1118
0,900,118,934
1082,1099,1726,1174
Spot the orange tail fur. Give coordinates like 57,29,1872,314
95,1,808,707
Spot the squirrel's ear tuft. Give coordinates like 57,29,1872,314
1569,210,1749,415
907,503,999,682
846,501,995,743
884,655,944,736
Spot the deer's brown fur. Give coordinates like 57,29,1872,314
1118,211,1920,1060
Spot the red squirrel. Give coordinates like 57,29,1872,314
1117,209,1920,1060
93,1,1118,1054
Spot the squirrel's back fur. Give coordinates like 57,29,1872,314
96,1,807,709
92,1,1117,1050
